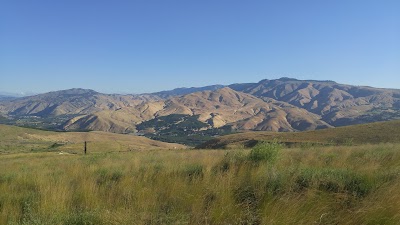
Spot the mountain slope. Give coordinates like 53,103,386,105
152,87,331,131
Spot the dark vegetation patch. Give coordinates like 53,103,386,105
137,114,233,146
0,114,82,131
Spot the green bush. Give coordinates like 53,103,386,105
248,141,282,164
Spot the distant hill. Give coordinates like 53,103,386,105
198,120,400,149
151,84,225,98
0,124,185,154
0,95,17,101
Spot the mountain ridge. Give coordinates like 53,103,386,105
0,78,399,145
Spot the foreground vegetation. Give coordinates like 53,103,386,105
1,142,400,224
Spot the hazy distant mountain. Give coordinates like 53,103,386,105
151,84,225,98
0,78,399,138
0,95,17,101
0,91,38,98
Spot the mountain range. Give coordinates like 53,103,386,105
1,78,399,145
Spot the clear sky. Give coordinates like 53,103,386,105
1,0,399,94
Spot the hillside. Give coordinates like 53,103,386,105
0,124,185,154
198,120,400,149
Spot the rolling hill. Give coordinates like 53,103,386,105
198,120,400,149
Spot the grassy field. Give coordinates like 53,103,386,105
1,142,400,224
198,120,400,149
0,124,185,154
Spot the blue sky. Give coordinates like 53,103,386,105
1,0,399,94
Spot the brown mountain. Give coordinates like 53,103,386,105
155,87,331,131
1,78,399,136
230,78,400,126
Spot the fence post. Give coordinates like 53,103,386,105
84,141,87,155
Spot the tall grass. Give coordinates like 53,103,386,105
1,144,400,224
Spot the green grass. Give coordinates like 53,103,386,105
198,120,400,149
1,143,400,224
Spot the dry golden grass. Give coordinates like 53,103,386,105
1,143,400,224
0,124,185,154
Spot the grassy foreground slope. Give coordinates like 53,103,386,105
0,124,185,154
198,120,400,149
1,144,400,224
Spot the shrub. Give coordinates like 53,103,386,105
248,140,282,164
265,171,287,195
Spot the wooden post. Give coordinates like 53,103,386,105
84,141,87,155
